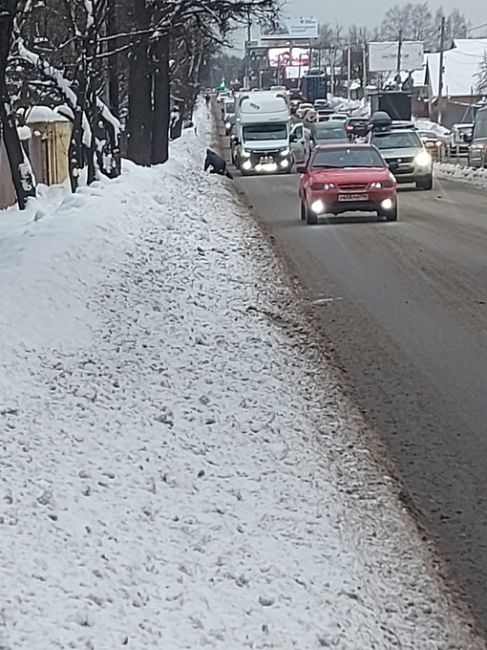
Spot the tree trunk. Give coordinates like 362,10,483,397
151,33,170,165
85,87,97,185
127,46,152,165
0,102,35,209
107,0,120,118
126,0,152,166
69,106,84,192
0,0,36,209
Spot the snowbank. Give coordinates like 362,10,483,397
435,161,487,189
25,105,70,123
414,118,450,136
328,95,369,116
0,114,484,649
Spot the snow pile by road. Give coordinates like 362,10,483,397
414,118,450,136
435,161,487,189
0,114,485,649
328,95,369,116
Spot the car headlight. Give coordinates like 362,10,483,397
241,150,251,159
415,151,432,167
242,160,252,170
370,181,382,188
225,122,231,130
280,148,290,157
310,199,325,214
311,182,335,190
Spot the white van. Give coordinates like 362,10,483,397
234,91,305,174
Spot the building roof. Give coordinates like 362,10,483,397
427,38,487,98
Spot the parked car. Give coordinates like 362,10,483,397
313,99,329,110
418,130,446,160
224,113,236,136
467,107,487,168
297,143,398,224
328,113,348,123
290,99,301,115
447,123,473,154
346,117,369,139
303,108,318,126
296,103,313,120
310,121,349,148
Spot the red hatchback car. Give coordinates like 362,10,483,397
298,144,398,224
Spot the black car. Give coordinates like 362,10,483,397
346,117,369,139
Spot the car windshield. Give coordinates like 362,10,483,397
372,131,422,149
311,147,385,169
243,124,288,141
314,126,347,140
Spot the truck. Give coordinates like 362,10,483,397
370,91,412,121
233,90,305,175
299,72,328,104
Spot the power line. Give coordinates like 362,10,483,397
467,22,487,34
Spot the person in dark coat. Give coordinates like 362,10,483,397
204,149,233,179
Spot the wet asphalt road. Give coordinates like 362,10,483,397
233,164,487,636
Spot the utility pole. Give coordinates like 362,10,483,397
245,11,251,87
362,42,367,95
396,28,403,76
438,15,446,125
347,37,352,100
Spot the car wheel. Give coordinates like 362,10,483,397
416,175,433,190
306,205,318,225
386,202,398,221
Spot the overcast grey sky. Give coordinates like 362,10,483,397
230,1,485,54
284,0,485,30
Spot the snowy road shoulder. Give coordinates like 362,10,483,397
435,161,487,190
0,113,485,649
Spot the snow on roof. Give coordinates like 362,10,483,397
427,39,487,98
26,105,69,124
17,125,32,141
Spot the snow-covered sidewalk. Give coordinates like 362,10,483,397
0,113,485,649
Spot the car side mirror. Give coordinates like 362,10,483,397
464,133,473,143
296,166,307,174
232,136,239,144
290,133,298,142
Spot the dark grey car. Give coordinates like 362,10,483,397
310,121,349,149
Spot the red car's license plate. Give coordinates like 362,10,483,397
338,193,369,202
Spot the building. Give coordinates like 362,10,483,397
423,38,487,127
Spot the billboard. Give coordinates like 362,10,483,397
285,66,309,79
368,41,424,72
261,17,318,41
268,47,310,67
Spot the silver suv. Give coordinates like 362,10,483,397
369,125,433,190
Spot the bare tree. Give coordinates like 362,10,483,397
476,51,487,95
0,0,35,209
